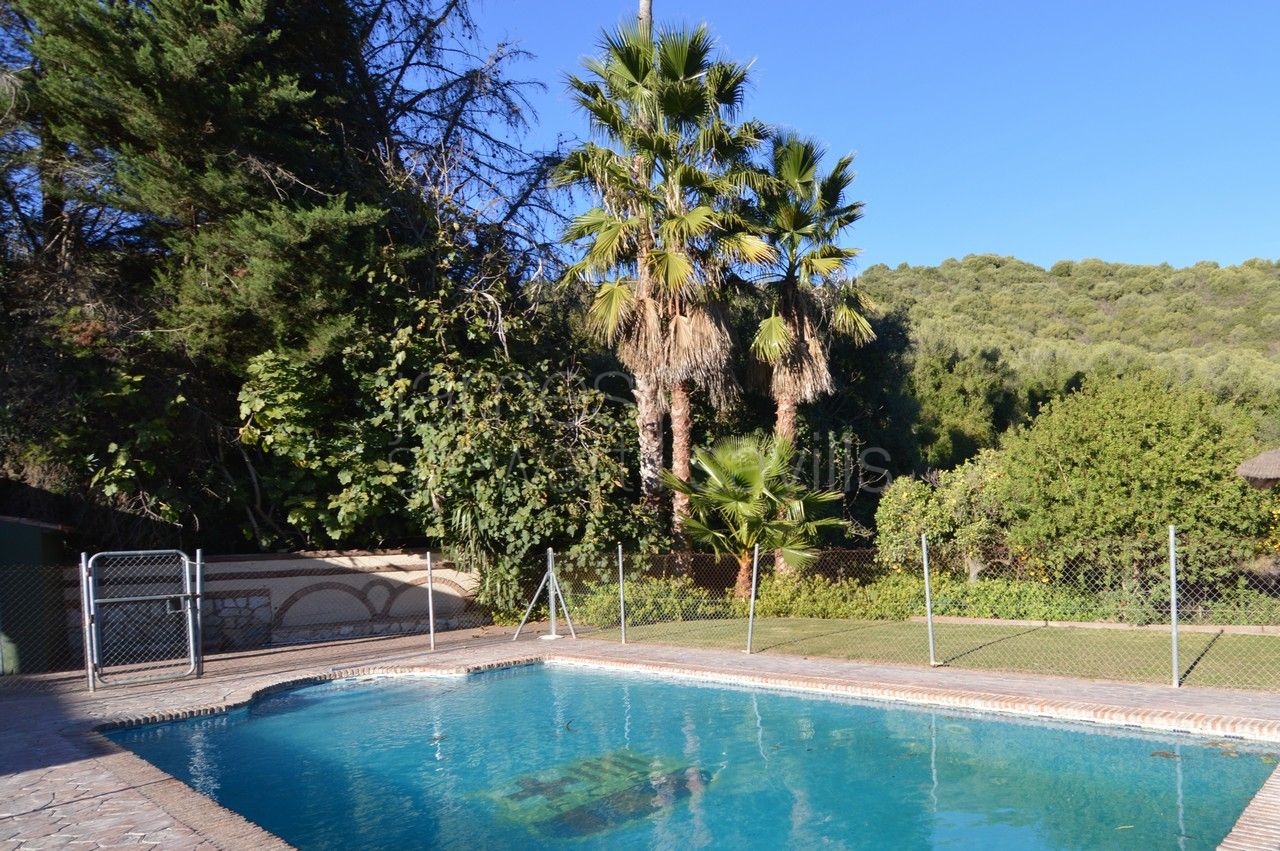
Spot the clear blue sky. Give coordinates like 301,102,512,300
472,0,1280,270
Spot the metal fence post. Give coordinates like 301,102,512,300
79,552,95,692
426,550,436,651
194,549,204,677
922,534,938,667
545,547,559,639
745,545,760,654
617,543,627,644
1170,525,1179,688
511,569,549,641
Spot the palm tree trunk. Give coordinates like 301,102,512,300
774,390,799,574
670,379,692,543
734,552,754,598
634,372,665,514
775,391,798,443
637,0,652,36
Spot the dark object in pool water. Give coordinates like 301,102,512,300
486,749,704,838
536,767,711,839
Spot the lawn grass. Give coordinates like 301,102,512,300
593,617,1280,691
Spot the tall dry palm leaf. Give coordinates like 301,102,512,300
557,23,772,531
750,133,876,442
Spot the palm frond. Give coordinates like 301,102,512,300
657,205,715,245
587,279,636,342
665,432,842,569
829,284,877,344
751,313,792,364
647,248,695,292
831,301,876,344
799,244,857,279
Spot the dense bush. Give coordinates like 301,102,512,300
876,375,1276,585
874,449,1007,572
997,375,1272,580
1184,579,1280,626
752,572,923,620
573,576,732,627
755,572,1142,623
932,576,1110,621
577,569,1280,628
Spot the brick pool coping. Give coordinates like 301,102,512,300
8,633,1280,848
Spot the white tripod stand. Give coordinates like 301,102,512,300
512,548,577,641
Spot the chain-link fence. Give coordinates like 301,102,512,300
535,549,754,648
0,549,490,690
0,563,84,681
919,533,1280,690
553,533,1280,692
8,536,1280,693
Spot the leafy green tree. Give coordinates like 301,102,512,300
996,375,1271,579
3,0,388,537
749,133,875,442
240,271,655,609
910,340,1019,468
874,450,1008,577
24,0,387,367
663,434,844,595
557,22,770,532
2,0,557,548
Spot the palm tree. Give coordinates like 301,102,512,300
557,24,771,530
663,433,844,596
749,134,876,443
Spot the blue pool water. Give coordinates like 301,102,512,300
108,665,1275,849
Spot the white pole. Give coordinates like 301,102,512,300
1170,525,1179,688
922,534,937,667
426,550,436,651
745,545,760,654
79,553,95,692
539,548,563,640
194,549,204,677
554,571,578,639
617,543,627,644
547,548,557,637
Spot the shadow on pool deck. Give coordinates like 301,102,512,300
602,617,1280,691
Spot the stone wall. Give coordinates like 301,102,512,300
198,549,481,650
201,590,272,652
52,549,482,663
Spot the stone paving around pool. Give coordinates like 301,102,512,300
4,627,1280,849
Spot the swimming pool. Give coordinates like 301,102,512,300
108,664,1275,849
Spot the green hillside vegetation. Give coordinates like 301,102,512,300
862,256,1280,423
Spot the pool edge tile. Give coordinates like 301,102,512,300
542,653,1280,745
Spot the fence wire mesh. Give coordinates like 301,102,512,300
551,550,754,648
559,535,1280,692
0,563,84,682
0,550,489,690
88,551,196,685
6,536,1279,694
918,535,1280,690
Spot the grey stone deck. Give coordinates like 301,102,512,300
4,626,1280,848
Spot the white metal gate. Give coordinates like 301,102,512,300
80,549,203,691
